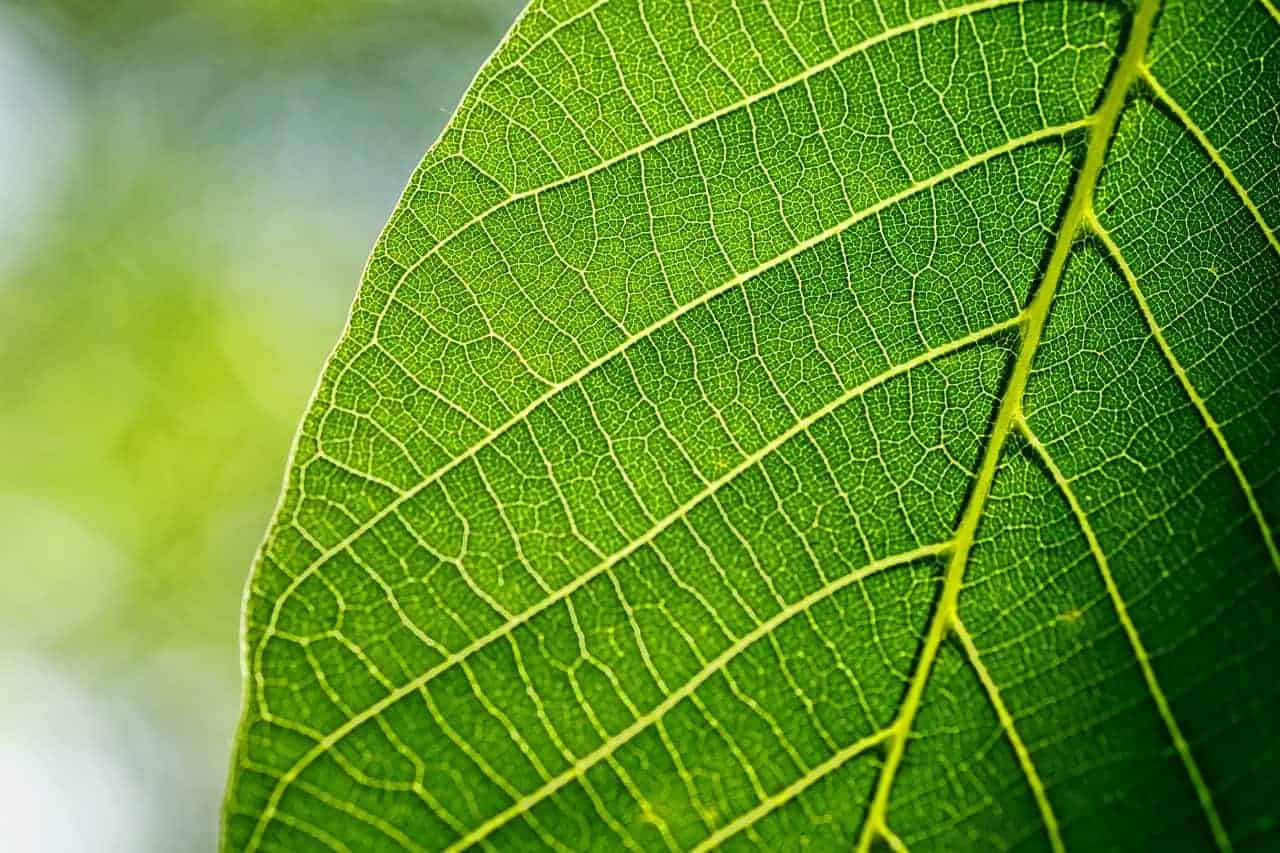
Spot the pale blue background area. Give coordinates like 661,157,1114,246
0,1,525,849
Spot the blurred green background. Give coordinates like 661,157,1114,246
0,1,523,848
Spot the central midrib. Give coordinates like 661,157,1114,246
853,0,1164,848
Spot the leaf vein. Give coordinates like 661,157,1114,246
856,0,1160,845
1017,417,1232,852
1139,67,1280,258
1089,213,1280,572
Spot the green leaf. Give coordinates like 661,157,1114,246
222,0,1280,848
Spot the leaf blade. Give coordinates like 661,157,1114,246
223,0,1280,849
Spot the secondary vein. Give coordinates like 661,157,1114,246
1089,214,1280,573
1018,418,1232,852
952,615,1064,853
1138,67,1280,258
444,543,949,853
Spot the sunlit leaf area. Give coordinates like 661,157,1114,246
0,2,522,849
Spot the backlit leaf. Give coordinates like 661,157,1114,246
222,0,1280,848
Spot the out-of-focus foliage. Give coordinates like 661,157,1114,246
0,2,521,849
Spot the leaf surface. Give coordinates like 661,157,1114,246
223,0,1280,849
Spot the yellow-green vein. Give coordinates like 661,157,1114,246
952,615,1063,853
444,542,950,852
855,0,1161,845
1017,416,1232,852
1089,213,1280,573
1139,66,1280,257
